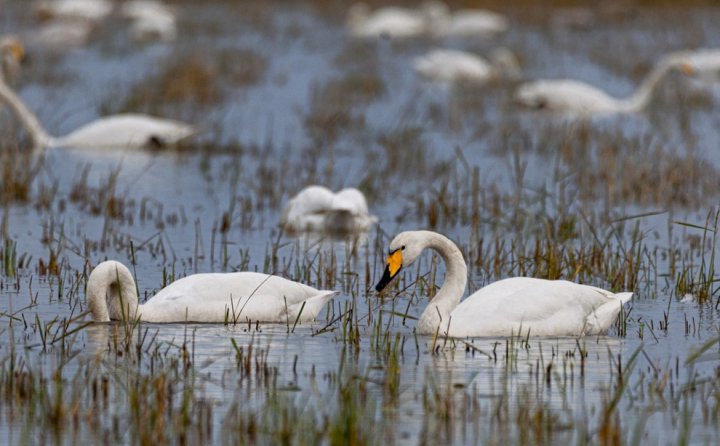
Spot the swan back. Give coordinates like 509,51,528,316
447,278,632,337
36,0,113,22
440,9,508,37
515,79,620,114
281,185,376,233
139,272,336,323
87,261,139,322
413,49,493,83
53,114,196,149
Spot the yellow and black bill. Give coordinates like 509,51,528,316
375,249,403,292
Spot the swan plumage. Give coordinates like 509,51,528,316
375,231,632,337
514,49,718,115
120,0,178,42
281,185,377,234
414,49,493,83
0,42,196,150
346,2,446,39
35,0,113,23
414,48,520,84
436,9,508,37
87,260,337,323
27,20,93,49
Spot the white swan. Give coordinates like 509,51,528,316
87,260,337,323
280,185,377,234
346,2,447,39
0,45,196,150
35,0,113,23
413,48,520,84
435,8,508,37
120,0,178,42
514,49,716,115
375,231,633,337
25,20,93,50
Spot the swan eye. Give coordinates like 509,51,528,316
401,245,406,250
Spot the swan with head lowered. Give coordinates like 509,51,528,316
375,231,632,337
280,185,377,235
86,260,337,323
0,42,196,150
413,48,520,84
514,49,720,116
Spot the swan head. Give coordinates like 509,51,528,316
375,231,425,292
0,36,25,79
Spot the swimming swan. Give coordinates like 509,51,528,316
514,49,720,116
120,0,178,43
87,260,338,323
35,0,113,23
375,231,632,337
413,48,520,84
280,185,377,234
434,8,508,37
346,2,447,39
0,44,195,150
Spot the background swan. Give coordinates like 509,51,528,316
120,0,178,42
435,8,508,37
87,260,337,323
0,44,196,150
375,231,632,337
413,48,520,84
514,49,715,115
35,0,113,23
346,2,446,39
280,185,377,234
26,20,93,50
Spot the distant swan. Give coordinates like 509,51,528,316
0,43,195,150
87,260,337,323
26,20,93,50
375,231,633,337
414,48,520,84
35,0,113,23
120,0,178,42
435,8,508,37
281,185,377,234
514,49,720,115
346,2,446,39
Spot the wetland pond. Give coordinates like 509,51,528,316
1,1,720,444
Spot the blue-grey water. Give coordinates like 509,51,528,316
1,1,720,444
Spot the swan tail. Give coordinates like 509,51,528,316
585,292,633,334
87,260,139,322
289,291,338,322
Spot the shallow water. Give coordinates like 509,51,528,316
1,0,720,444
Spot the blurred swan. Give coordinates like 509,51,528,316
346,1,447,39
514,49,717,115
435,8,508,37
413,48,520,84
375,231,633,337
26,20,92,49
281,185,377,234
0,43,195,150
120,0,178,42
87,261,337,323
35,0,113,22
665,48,720,83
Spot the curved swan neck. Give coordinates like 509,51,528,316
416,231,467,334
0,73,53,148
619,58,673,112
87,261,139,322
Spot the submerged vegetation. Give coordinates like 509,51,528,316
1,0,720,444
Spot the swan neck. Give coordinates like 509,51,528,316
87,261,139,322
0,73,52,148
620,59,671,112
417,232,467,334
